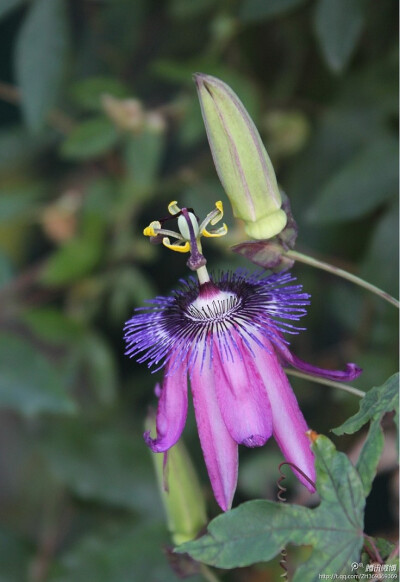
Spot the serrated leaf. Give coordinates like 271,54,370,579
15,0,69,131
0,333,77,416
239,0,307,22
69,76,129,111
60,117,119,160
333,374,399,437
307,136,398,223
314,0,366,72
0,0,26,21
355,417,384,497
178,435,365,579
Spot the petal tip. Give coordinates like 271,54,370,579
241,434,268,448
345,363,363,381
216,493,233,512
143,430,165,453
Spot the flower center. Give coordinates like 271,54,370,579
186,290,241,322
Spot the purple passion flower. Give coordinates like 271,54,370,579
124,202,362,511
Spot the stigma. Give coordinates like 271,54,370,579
143,200,228,284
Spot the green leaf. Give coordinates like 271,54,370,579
364,537,397,562
333,374,399,437
355,417,384,497
0,252,14,287
15,0,69,131
169,0,214,19
314,0,366,72
307,136,398,223
0,183,45,223
60,117,119,160
79,333,117,406
47,521,195,582
0,528,33,582
0,333,77,416
123,130,164,191
40,236,103,286
239,0,307,22
21,307,83,346
41,421,163,516
178,435,365,579
82,177,116,219
360,202,399,297
0,0,26,21
69,76,130,111
99,0,147,58
0,126,51,171
106,267,157,323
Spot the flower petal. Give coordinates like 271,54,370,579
213,332,273,447
143,360,188,453
190,353,238,511
275,342,362,382
253,338,316,491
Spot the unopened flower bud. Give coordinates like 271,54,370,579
145,405,207,545
194,73,287,240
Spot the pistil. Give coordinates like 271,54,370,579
143,201,228,285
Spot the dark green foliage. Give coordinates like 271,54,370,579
14,0,70,131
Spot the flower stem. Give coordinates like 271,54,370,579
285,250,399,309
200,564,221,582
197,265,210,284
284,369,365,398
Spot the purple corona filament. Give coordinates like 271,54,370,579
125,203,362,511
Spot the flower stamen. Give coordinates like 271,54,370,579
143,201,228,284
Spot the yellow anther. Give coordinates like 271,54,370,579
202,223,228,238
168,201,181,215
162,238,190,253
210,201,224,225
143,221,161,237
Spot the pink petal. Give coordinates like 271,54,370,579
190,353,238,511
143,359,188,453
275,341,362,382
253,338,316,492
213,333,272,447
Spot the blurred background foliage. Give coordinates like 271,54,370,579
0,0,398,580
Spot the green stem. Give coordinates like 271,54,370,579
284,368,365,398
285,250,399,309
200,564,221,582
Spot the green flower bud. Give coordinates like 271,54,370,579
146,410,207,546
194,73,287,240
